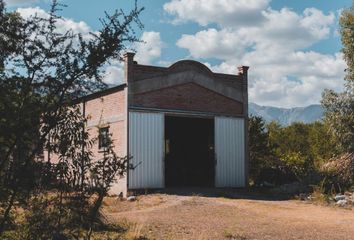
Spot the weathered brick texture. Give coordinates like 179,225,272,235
85,88,127,196
45,87,128,196
85,89,126,157
131,82,243,115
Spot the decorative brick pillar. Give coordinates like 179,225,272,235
237,66,249,76
123,52,135,193
124,52,135,84
238,65,250,187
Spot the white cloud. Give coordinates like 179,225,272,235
16,7,125,85
164,0,270,27
176,7,335,60
134,31,163,65
177,28,250,60
258,8,334,50
165,0,343,107
103,60,124,85
103,31,164,84
209,52,346,108
18,8,164,66
16,8,165,85
17,7,92,38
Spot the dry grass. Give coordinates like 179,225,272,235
223,230,247,240
308,187,332,205
124,222,148,240
104,195,166,213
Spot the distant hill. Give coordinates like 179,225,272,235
249,103,324,126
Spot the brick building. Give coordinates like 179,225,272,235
75,52,249,196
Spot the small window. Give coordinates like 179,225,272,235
98,127,109,149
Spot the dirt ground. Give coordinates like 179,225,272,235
103,189,354,240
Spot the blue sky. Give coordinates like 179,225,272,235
4,0,353,107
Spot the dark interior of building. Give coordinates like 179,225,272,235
165,116,215,187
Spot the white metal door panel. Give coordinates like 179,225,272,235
129,111,164,189
215,117,245,187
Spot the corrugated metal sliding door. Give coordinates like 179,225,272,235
129,111,164,189
215,117,245,187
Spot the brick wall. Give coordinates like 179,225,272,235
85,88,127,196
131,82,243,115
85,90,126,155
44,87,128,196
125,55,247,117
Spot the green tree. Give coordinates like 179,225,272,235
270,122,313,180
308,122,337,166
267,121,336,181
248,116,274,182
0,0,143,236
322,4,354,153
250,118,337,185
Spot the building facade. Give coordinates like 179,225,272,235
77,52,249,196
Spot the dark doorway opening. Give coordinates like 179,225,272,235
165,116,215,187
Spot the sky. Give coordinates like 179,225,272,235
4,0,353,108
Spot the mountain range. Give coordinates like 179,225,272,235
249,103,324,126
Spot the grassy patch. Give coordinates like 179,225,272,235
223,230,248,240
124,223,149,240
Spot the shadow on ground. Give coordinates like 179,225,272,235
131,187,293,201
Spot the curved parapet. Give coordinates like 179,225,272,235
123,52,248,117
168,60,214,77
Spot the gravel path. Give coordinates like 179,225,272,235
104,192,354,240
